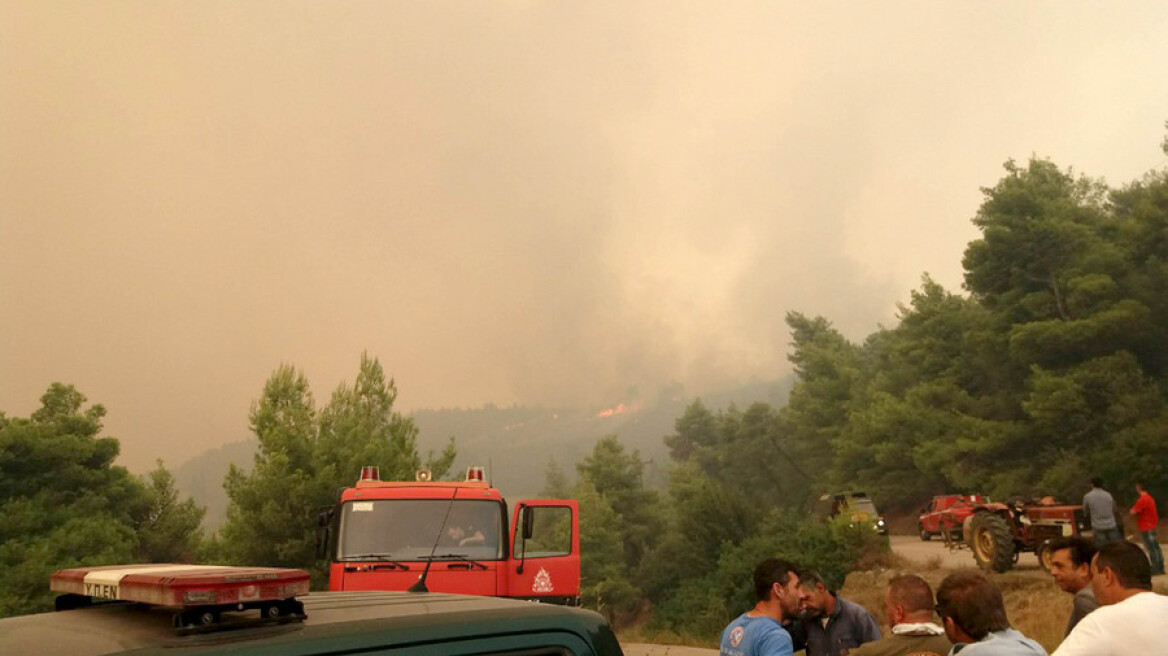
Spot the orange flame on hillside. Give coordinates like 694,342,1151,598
597,403,628,418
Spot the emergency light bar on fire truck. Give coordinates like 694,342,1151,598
51,563,309,630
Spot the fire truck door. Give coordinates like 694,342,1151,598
509,500,580,602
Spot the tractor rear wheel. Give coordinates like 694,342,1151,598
968,513,1015,572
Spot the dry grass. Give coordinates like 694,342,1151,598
617,625,719,649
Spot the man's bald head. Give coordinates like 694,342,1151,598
885,574,937,626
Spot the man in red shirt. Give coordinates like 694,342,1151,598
1129,482,1163,575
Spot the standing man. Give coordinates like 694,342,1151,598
1051,541,1168,655
1129,481,1163,574
1082,477,1121,546
720,559,806,656
1046,537,1099,634
849,575,951,656
935,571,1047,655
795,569,881,656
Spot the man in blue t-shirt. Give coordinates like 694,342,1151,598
721,559,807,656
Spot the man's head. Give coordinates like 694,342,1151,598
446,526,466,542
753,558,804,618
1048,537,1096,594
1090,476,1103,489
884,574,936,627
796,569,834,619
1090,541,1152,605
1135,481,1146,494
935,572,1009,644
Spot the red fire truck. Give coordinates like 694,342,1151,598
317,466,580,604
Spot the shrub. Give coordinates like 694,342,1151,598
648,509,887,638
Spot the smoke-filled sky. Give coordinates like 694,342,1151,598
3,2,1167,471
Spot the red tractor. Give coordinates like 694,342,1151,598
918,494,988,542
962,498,1086,572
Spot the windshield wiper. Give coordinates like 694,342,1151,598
340,554,409,569
428,553,488,570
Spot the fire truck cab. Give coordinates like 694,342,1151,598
317,466,580,604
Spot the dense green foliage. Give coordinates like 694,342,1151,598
653,400,889,630
213,354,456,584
779,156,1168,510
551,428,885,634
0,384,204,617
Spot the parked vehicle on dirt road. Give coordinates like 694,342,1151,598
918,494,989,541
815,491,888,535
952,497,1087,572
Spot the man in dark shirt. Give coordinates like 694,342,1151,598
1083,477,1121,546
850,575,951,656
1046,537,1099,635
792,569,881,656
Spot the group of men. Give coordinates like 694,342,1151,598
720,480,1164,656
720,559,1032,656
1081,478,1164,575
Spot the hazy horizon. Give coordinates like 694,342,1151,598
3,2,1167,471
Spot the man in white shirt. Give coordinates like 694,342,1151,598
1052,541,1168,656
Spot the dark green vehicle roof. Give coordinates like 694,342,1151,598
0,591,624,656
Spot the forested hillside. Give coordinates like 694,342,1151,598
173,378,792,529
171,439,256,530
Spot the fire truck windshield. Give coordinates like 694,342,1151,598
338,499,504,561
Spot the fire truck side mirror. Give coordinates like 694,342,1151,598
522,506,535,541
315,506,336,560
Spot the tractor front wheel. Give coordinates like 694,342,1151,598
968,513,1015,572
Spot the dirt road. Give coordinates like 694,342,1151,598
888,534,1045,570
622,644,717,656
